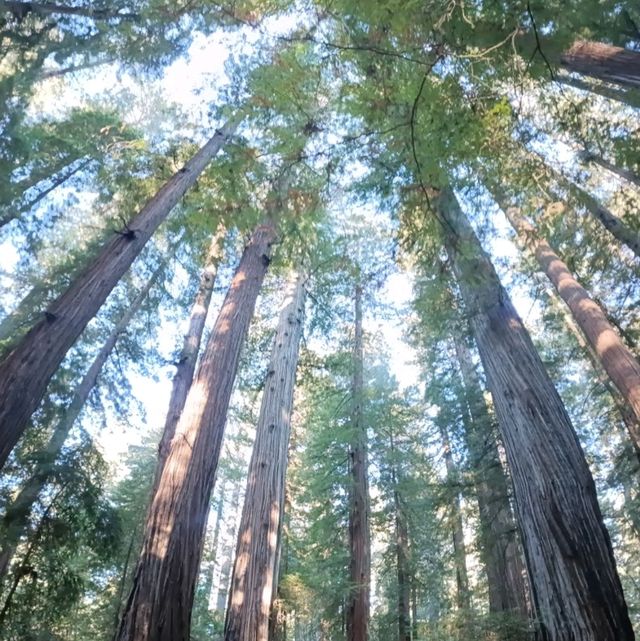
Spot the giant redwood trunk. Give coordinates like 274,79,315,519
438,422,470,611
561,40,640,89
452,334,530,618
504,205,640,452
0,260,166,584
154,226,226,484
436,186,634,641
0,116,240,471
347,279,371,641
224,271,306,641
116,220,277,641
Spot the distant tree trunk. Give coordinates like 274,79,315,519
153,226,226,485
0,260,166,584
389,430,411,641
205,488,226,613
579,150,640,189
557,74,640,110
347,279,370,641
452,334,530,618
116,220,277,641
1,1,139,20
436,185,634,641
0,115,240,471
224,271,306,641
503,205,640,452
561,40,640,89
547,292,640,469
410,581,418,641
437,422,470,611
0,157,93,228
217,483,242,613
569,181,640,258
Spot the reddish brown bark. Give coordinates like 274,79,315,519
561,40,640,89
347,280,370,641
224,272,305,641
452,335,530,618
437,185,634,641
504,206,640,452
0,116,240,471
0,261,166,584
154,226,226,485
115,220,276,641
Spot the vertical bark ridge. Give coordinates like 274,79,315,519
154,225,226,485
115,220,276,641
224,271,306,641
0,115,241,471
436,185,634,641
561,40,640,89
452,334,530,618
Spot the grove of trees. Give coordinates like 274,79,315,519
1,2,640,641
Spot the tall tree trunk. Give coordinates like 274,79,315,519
452,334,530,618
154,226,226,484
503,205,640,452
569,181,640,258
1,1,139,20
217,483,242,612
0,157,93,228
224,271,306,641
437,422,470,611
0,115,240,471
347,279,370,641
116,220,277,641
579,150,640,189
410,581,418,641
546,292,640,469
436,185,634,641
557,74,640,110
561,40,640,89
389,430,411,641
0,260,166,584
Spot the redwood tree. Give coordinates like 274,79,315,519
436,185,634,641
347,278,371,641
224,271,306,641
116,219,277,641
0,116,240,471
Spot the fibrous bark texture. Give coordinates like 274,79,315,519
0,116,240,471
452,335,530,618
224,271,306,641
561,40,640,89
115,220,276,641
154,226,226,485
437,186,634,641
504,206,640,451
347,281,371,641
